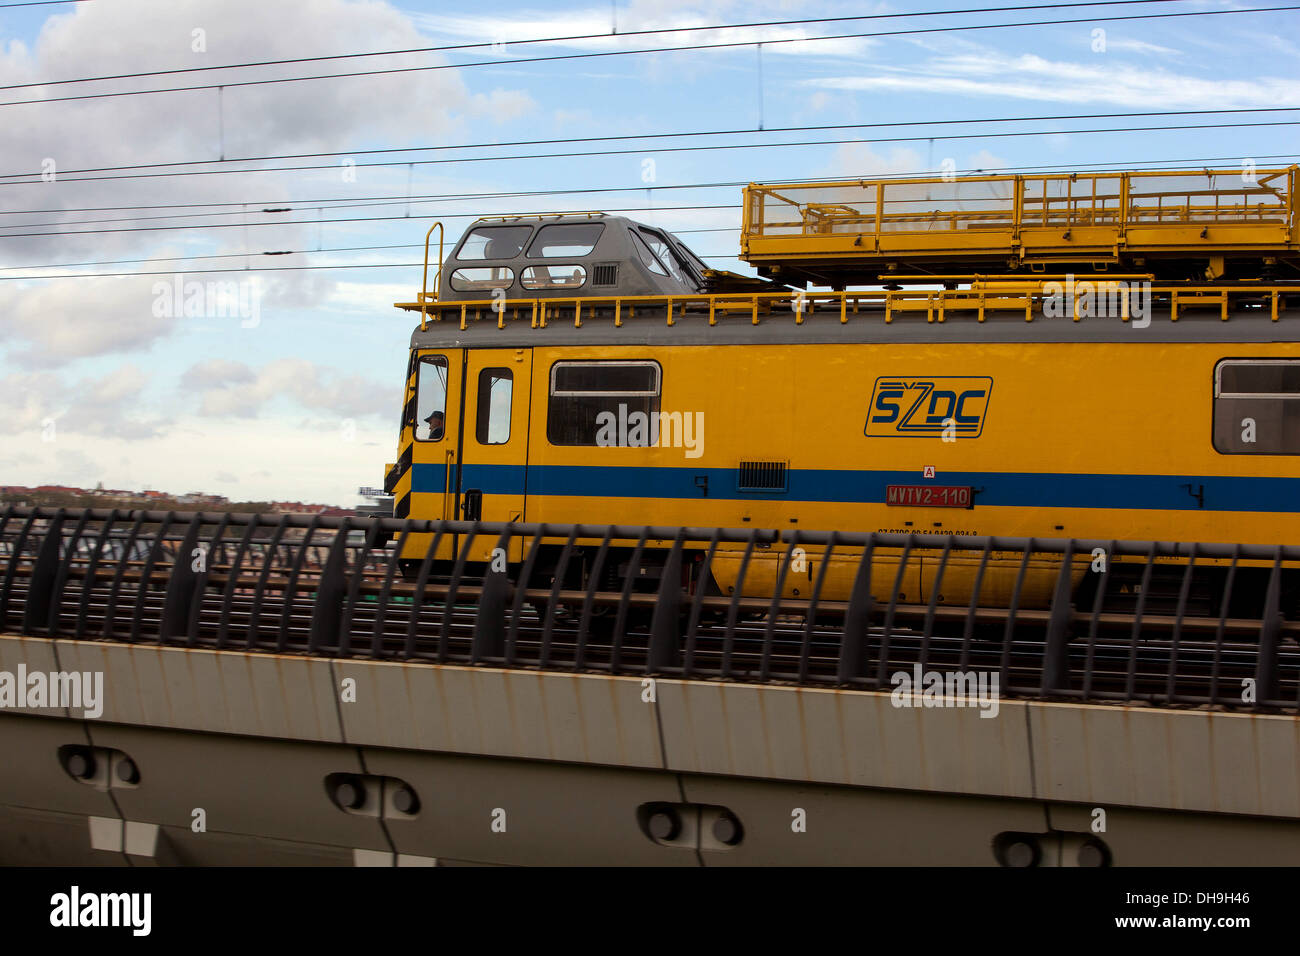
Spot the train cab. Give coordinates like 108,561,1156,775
382,213,718,569
435,213,710,303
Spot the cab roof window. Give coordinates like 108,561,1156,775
458,225,533,260
527,222,605,257
671,237,708,280
629,229,667,276
637,228,690,285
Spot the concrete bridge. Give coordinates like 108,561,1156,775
3,632,1297,866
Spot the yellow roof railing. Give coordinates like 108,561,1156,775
740,167,1300,275
396,282,1296,330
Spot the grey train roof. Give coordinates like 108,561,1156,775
413,213,1300,349
436,214,706,302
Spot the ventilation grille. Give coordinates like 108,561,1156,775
737,461,788,492
592,263,618,286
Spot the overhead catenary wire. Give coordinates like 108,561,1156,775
2,151,1296,220
6,127,1300,233
0,252,749,281
6,236,724,274
7,147,1300,275
0,0,1197,93
1,117,1295,196
2,145,1298,254
0,203,742,239
0,229,743,274
0,106,1293,184
0,4,1294,110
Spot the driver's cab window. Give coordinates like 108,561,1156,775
415,354,448,441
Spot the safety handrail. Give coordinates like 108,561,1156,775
397,282,1296,329
420,221,445,332
743,166,1299,242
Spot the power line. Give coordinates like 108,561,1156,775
2,4,1294,109
0,229,740,275
4,151,1295,272
0,261,445,280
2,106,1292,183
1,117,1295,201
0,203,741,240
0,0,1192,92
0,254,750,282
2,151,1295,220
6,125,1296,231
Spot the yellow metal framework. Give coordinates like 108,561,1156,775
741,167,1300,268
398,282,1295,329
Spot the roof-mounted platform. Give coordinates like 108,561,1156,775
741,167,1300,286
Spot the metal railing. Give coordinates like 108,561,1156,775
742,167,1298,242
397,283,1296,330
2,506,1298,712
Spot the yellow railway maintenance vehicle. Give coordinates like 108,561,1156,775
379,168,1300,621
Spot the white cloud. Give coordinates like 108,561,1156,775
0,277,179,365
49,448,104,485
813,143,1011,183
182,357,390,420
0,370,61,435
322,280,416,313
181,359,256,389
412,4,878,59
1103,38,1180,56
804,52,1300,108
468,88,536,123
0,363,168,439
3,416,394,504
819,144,926,179
0,0,537,267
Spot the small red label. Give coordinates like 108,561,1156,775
886,485,972,508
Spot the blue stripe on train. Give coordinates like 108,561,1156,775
410,462,1300,513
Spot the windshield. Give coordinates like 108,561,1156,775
667,234,708,282
637,228,692,286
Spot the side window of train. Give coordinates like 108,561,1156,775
457,225,532,260
637,228,689,285
1213,359,1300,454
450,266,514,292
521,264,587,290
547,361,661,446
629,229,668,277
414,355,449,442
526,222,604,257
476,368,513,445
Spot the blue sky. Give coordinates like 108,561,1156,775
0,0,1296,504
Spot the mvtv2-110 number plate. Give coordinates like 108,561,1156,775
885,485,973,508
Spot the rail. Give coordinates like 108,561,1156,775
3,506,1298,712
398,281,1297,329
